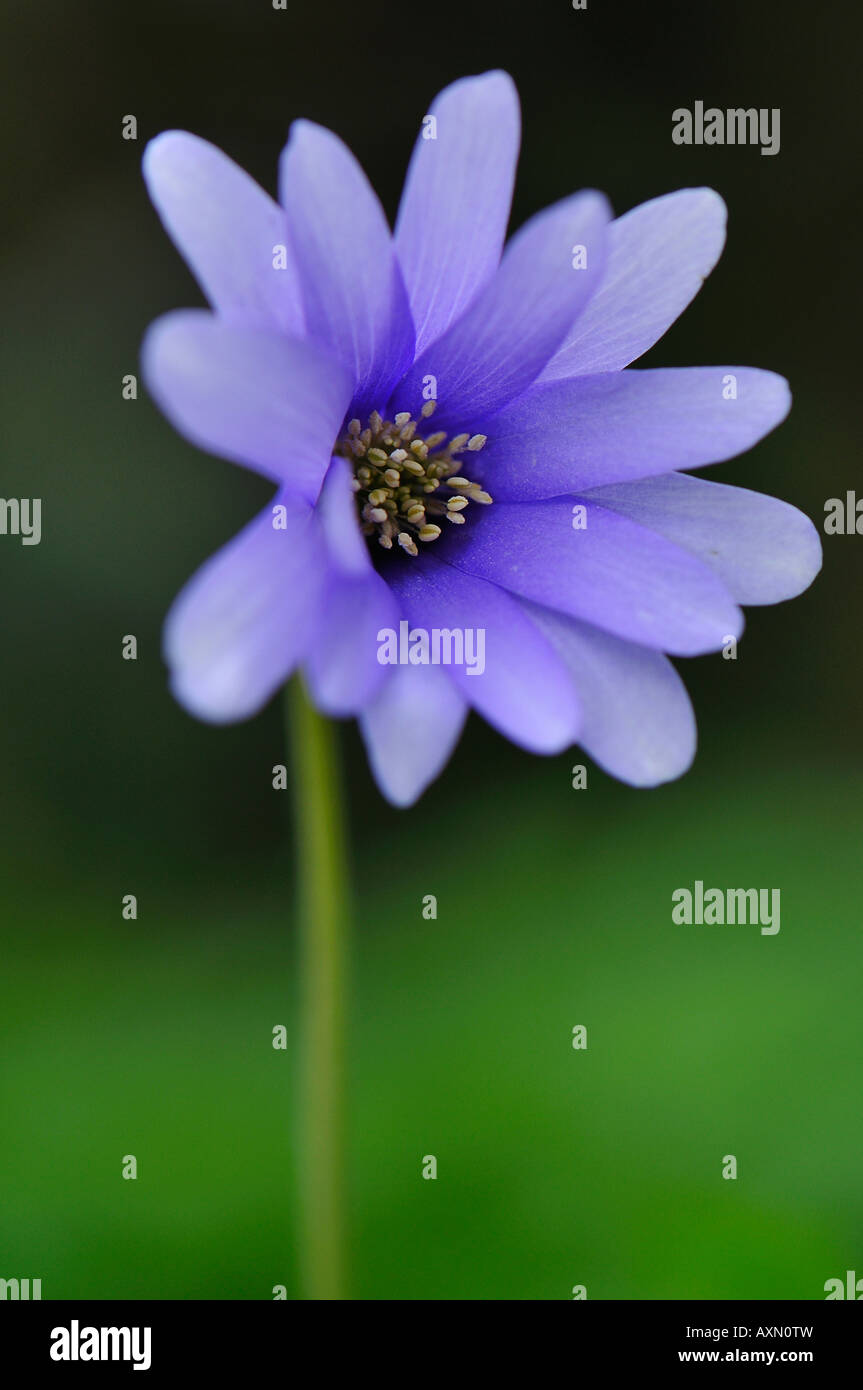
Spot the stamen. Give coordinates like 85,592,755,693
334,402,492,557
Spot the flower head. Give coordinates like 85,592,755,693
142,71,820,805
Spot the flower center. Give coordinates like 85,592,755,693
334,401,492,557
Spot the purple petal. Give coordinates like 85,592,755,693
314,456,372,576
448,499,743,655
539,188,727,380
304,567,398,716
141,311,354,501
164,495,321,723
394,71,520,357
360,666,467,807
279,121,415,413
482,367,791,499
143,132,304,334
304,460,399,714
525,603,697,785
387,555,580,752
584,473,822,605
390,191,610,427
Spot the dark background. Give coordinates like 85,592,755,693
0,0,860,1298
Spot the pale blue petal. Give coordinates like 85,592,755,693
482,367,790,499
395,71,520,356
540,188,727,379
390,191,610,427
388,554,580,752
525,603,697,786
304,460,400,714
360,666,467,807
279,120,415,413
448,498,743,655
165,495,321,723
143,131,304,334
584,473,822,605
142,311,354,501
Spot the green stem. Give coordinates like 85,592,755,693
288,678,349,1300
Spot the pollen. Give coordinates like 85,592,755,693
335,403,492,556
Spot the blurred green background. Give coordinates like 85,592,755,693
0,0,860,1299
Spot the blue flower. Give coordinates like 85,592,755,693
142,71,820,805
